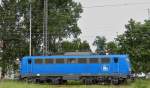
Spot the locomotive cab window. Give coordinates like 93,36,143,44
101,58,110,64
28,59,32,64
35,59,43,64
114,57,119,63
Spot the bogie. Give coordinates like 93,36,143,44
22,76,129,85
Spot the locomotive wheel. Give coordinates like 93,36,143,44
104,79,111,85
62,80,67,84
112,78,119,85
23,77,28,83
27,77,34,83
35,78,40,83
121,78,127,84
52,79,59,85
52,78,63,85
92,79,98,84
84,79,93,85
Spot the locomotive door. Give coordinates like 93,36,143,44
27,59,32,75
101,58,110,74
113,57,119,74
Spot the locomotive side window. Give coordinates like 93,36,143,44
101,58,110,64
114,57,119,63
35,59,43,64
45,59,53,64
28,59,32,64
67,59,77,64
78,58,87,63
89,58,99,63
56,59,64,63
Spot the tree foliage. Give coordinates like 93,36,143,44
93,36,120,54
93,19,150,72
106,41,120,54
116,19,150,72
61,38,91,52
0,0,83,74
0,0,29,73
27,0,83,54
93,36,106,52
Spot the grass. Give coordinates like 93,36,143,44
0,79,150,88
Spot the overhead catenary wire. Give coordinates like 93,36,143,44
1,2,150,36
0,2,150,12
1,2,150,19
83,2,150,8
1,32,150,35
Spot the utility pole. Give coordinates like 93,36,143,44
148,8,150,20
29,0,32,56
43,0,48,55
43,12,45,55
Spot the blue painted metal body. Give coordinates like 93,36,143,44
20,54,131,78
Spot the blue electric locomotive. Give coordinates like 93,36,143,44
20,54,132,84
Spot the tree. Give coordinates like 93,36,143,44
22,0,83,54
106,41,119,54
80,40,91,51
61,38,91,52
0,0,29,75
0,0,83,75
116,19,150,72
93,36,106,53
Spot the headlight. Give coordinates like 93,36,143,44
37,74,40,76
126,58,130,62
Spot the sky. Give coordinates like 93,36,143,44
74,0,150,51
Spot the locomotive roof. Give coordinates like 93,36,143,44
22,54,128,59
